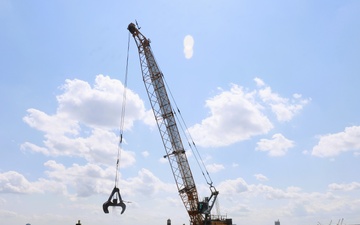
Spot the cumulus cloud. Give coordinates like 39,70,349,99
57,74,146,129
142,151,150,157
188,78,309,148
189,84,273,147
23,108,79,136
0,161,175,200
21,75,150,166
0,171,41,194
256,78,310,122
312,126,360,157
19,75,143,200
254,173,269,182
218,177,304,201
183,35,194,59
206,163,225,173
43,160,115,197
123,168,175,197
254,77,265,87
0,161,120,198
14,75,316,223
218,178,249,194
256,133,294,157
0,170,69,196
328,182,360,191
21,127,136,167
216,177,360,224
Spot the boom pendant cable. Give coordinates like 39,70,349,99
102,32,131,215
163,76,214,187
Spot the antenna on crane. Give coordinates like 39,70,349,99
135,20,141,30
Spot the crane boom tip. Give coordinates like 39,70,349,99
127,22,137,34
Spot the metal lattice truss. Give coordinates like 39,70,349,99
128,23,203,225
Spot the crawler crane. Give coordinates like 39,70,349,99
128,22,233,225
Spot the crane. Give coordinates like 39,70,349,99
127,22,232,225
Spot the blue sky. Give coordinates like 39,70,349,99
1,1,360,225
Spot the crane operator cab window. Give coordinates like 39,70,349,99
198,201,209,213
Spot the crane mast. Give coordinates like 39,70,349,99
128,23,202,225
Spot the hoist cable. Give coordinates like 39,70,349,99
114,32,131,187
163,76,214,186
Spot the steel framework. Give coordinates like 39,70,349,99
128,23,203,225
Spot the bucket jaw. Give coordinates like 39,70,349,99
103,187,126,214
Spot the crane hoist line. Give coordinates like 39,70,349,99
127,22,233,225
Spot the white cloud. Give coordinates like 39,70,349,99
2,167,360,225
188,79,309,148
23,108,79,136
20,141,49,155
0,171,41,194
0,159,175,203
0,209,18,218
56,74,146,129
189,84,273,147
259,185,303,200
142,151,150,157
312,126,360,157
0,169,69,196
142,109,157,128
254,173,269,182
43,160,114,197
21,75,148,166
256,133,294,157
256,78,310,122
21,127,136,167
183,35,194,59
216,177,360,224
206,163,225,173
14,75,318,224
328,182,360,191
254,77,265,87
0,197,5,205
123,168,175,197
218,178,249,194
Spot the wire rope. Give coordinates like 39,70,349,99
162,76,214,187
114,32,131,187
